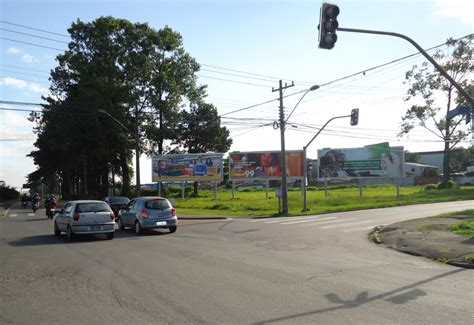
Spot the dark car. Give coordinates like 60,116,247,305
103,196,130,218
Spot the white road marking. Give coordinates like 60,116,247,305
264,215,326,224
343,226,375,233
299,218,355,227
10,214,17,217
281,216,337,225
319,219,375,229
28,213,35,217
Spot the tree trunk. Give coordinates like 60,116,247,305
120,154,131,196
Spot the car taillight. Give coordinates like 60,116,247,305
73,213,80,221
110,212,115,220
140,210,149,218
171,208,176,216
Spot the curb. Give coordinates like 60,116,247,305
179,216,230,220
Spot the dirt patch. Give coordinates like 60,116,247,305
371,217,474,268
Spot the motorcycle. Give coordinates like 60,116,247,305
32,200,40,213
46,198,57,219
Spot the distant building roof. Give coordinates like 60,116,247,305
404,162,438,169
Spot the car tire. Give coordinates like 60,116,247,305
168,226,177,233
117,218,125,230
106,232,114,240
135,221,142,235
54,222,61,236
66,226,74,241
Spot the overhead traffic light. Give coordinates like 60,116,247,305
350,108,359,126
318,3,340,49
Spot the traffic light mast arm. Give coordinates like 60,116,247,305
303,114,349,151
337,27,474,107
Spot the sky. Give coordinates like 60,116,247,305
0,0,473,190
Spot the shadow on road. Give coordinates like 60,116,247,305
254,268,466,324
8,228,173,246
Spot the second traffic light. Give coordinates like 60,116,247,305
318,3,340,49
350,108,359,126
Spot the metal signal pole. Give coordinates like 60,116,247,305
272,80,294,215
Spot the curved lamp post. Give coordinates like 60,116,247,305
303,111,357,211
279,84,319,215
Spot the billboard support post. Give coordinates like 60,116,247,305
359,178,363,198
232,181,235,200
266,180,269,200
182,182,185,199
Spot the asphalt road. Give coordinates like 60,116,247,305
1,201,473,324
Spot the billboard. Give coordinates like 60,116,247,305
229,151,304,180
152,153,223,182
317,142,404,178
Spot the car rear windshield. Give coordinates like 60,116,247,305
144,199,171,210
76,202,111,213
108,197,130,204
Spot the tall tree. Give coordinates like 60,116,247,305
399,36,473,183
177,102,232,153
28,17,232,198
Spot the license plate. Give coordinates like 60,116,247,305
89,225,103,230
156,221,167,226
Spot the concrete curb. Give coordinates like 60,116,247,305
179,216,230,220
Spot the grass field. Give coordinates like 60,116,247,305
171,184,474,217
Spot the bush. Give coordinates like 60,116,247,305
0,186,20,201
437,180,460,190
424,184,437,191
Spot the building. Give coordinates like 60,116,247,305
404,162,438,177
418,151,443,172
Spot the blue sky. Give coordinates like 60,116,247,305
1,0,473,190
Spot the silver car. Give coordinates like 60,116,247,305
54,200,116,240
117,197,177,235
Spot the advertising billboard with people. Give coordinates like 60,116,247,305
152,153,223,181
317,142,404,179
229,151,304,180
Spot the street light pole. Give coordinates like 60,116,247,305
273,83,319,215
98,109,140,195
303,114,352,211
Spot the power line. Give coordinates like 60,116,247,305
0,28,69,44
0,20,70,38
0,37,64,51
0,100,43,106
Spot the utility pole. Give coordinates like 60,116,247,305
272,80,294,215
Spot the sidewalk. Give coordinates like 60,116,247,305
372,216,474,269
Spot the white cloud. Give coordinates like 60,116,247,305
22,54,39,63
0,77,48,94
433,0,474,25
7,47,21,54
6,47,39,64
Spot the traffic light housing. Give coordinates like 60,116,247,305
318,3,340,49
350,108,359,126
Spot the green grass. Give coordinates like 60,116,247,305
450,220,474,238
417,224,435,233
464,254,474,263
173,185,474,217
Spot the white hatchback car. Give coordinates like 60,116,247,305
54,200,116,240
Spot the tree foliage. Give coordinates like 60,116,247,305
399,36,473,182
28,17,232,199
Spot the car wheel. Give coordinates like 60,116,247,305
117,218,125,230
106,232,114,240
135,221,142,235
66,226,74,241
168,226,177,233
54,222,61,236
